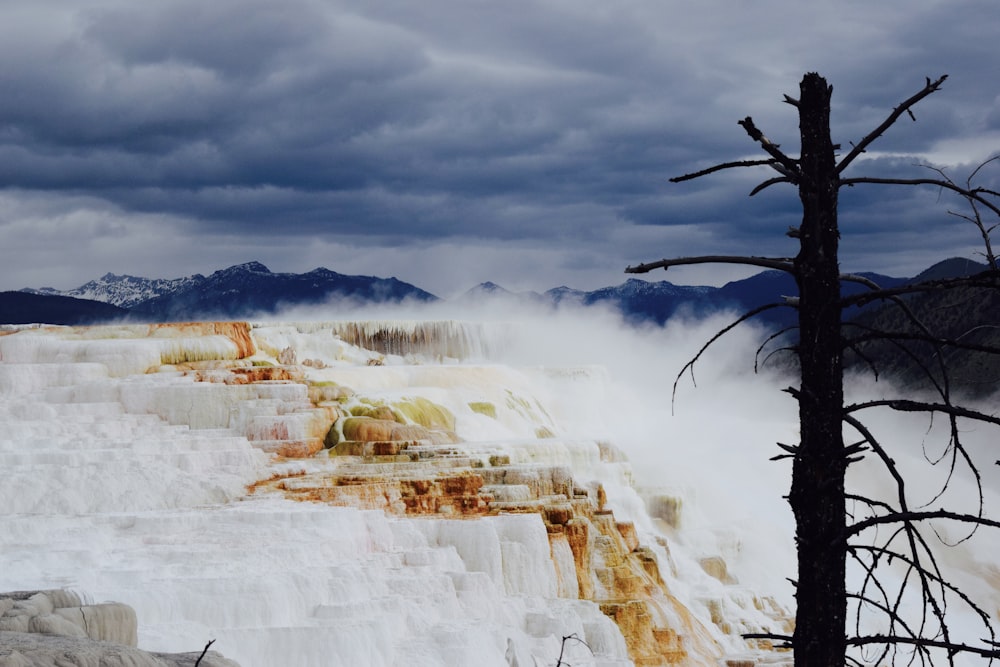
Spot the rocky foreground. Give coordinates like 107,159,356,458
0,589,237,666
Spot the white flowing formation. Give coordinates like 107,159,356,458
0,319,795,667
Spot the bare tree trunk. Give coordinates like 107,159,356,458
629,71,1000,664
789,73,846,667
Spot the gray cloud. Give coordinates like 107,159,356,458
1,0,998,296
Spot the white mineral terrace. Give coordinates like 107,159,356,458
3,318,992,666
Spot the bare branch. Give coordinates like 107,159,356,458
843,324,956,410
672,302,794,409
755,325,799,372
841,412,912,527
670,158,780,183
849,540,994,641
841,280,956,398
843,339,881,381
845,395,988,538
194,640,216,667
970,155,1000,182
625,255,794,275
555,633,592,666
848,510,1000,537
848,635,1000,658
840,272,1000,308
839,177,1000,218
837,75,948,173
948,208,998,271
844,327,1000,358
844,399,1000,427
846,590,922,663
933,157,1000,270
750,176,793,196
839,273,883,291
737,116,802,179
743,632,793,648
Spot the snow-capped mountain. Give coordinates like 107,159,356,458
127,262,439,321
16,262,438,323
576,278,718,324
23,272,203,309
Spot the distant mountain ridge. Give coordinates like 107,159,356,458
0,291,128,326
11,262,438,324
126,262,439,321
844,257,999,394
24,272,203,309
4,257,980,330
6,257,996,394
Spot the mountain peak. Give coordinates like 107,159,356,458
910,257,989,283
304,267,343,278
457,281,513,301
217,261,271,275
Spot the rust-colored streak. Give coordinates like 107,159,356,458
212,321,255,358
145,321,256,358
231,367,299,382
565,519,595,600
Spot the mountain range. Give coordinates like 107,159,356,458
0,257,986,332
7,262,438,325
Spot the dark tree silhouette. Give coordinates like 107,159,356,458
627,73,1000,666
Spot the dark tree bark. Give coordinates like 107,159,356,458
628,72,1000,666
788,72,847,667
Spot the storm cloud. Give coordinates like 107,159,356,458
1,0,998,295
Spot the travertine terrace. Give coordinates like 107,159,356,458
0,320,792,667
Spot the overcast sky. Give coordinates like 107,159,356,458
2,0,998,297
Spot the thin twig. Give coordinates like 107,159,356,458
194,639,215,667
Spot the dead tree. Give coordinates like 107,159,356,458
627,73,1000,666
